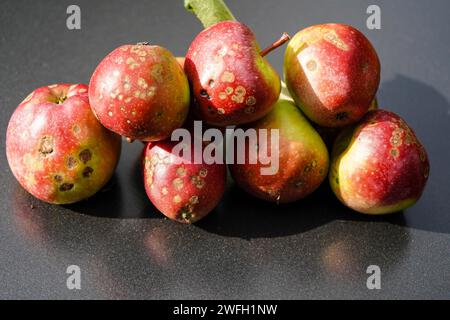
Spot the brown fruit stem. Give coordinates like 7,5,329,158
260,33,291,57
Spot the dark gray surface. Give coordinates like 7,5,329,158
1,0,449,299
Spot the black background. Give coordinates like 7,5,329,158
0,0,449,299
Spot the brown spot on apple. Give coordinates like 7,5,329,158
173,195,182,203
172,177,184,190
306,60,317,71
199,168,208,178
82,166,94,178
79,149,92,164
221,71,235,83
59,183,74,192
66,156,77,169
38,136,54,156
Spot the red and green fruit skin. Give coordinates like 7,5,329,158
315,97,378,148
329,110,430,214
284,24,380,127
185,21,281,127
142,140,227,224
6,84,122,204
89,44,190,141
229,99,329,203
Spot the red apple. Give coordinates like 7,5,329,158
185,21,283,127
6,84,121,204
89,43,190,141
284,24,380,127
142,140,226,224
329,110,430,214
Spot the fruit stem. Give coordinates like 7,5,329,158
184,0,236,28
260,33,291,57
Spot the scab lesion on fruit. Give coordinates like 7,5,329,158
306,60,317,71
390,148,399,157
72,125,80,134
126,57,140,70
304,160,317,173
172,177,184,190
246,96,256,106
176,166,186,177
82,166,94,178
59,183,74,192
199,168,208,178
323,31,349,51
66,156,78,169
221,71,235,83
79,149,92,164
390,128,404,147
38,136,54,156
151,64,164,83
173,195,182,203
190,175,205,189
54,175,63,183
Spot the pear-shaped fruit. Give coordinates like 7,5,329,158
229,99,329,203
329,110,430,214
284,24,380,127
185,21,283,127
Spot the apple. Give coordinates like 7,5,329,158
6,84,121,204
89,43,190,141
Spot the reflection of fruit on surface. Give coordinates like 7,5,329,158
185,21,281,126
6,84,121,204
142,140,227,223
330,110,430,214
89,43,190,141
229,99,329,203
285,24,380,127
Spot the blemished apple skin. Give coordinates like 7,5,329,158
6,84,122,204
185,21,281,127
284,24,380,128
89,43,190,141
229,99,329,203
315,97,378,148
142,141,227,224
329,110,430,214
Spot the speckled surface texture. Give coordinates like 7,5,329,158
1,0,449,299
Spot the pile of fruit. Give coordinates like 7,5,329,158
6,0,429,224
